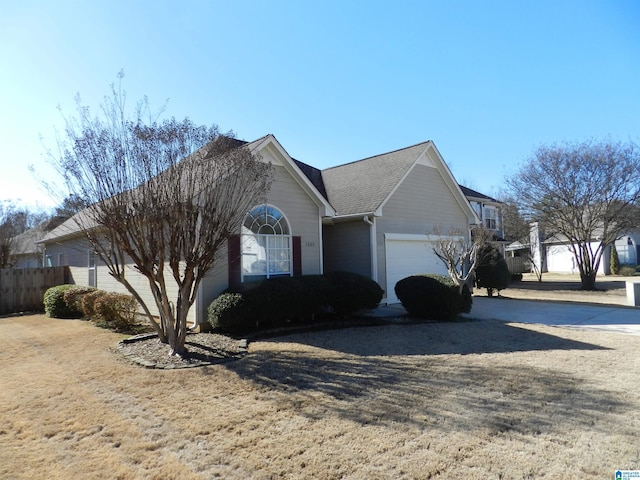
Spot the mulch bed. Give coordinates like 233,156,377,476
117,332,248,369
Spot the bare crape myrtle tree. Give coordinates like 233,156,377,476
47,75,272,355
432,226,493,294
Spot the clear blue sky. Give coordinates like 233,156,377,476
1,0,638,209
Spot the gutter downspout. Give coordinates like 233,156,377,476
318,215,324,274
192,281,203,331
363,215,378,282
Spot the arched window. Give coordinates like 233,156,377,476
241,205,291,278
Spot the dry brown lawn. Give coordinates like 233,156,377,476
2,278,640,479
484,272,634,306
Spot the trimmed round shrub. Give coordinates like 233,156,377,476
619,265,638,276
323,271,384,317
254,275,327,326
394,274,462,320
208,293,255,333
475,244,511,297
209,272,384,333
80,289,107,317
92,292,139,331
43,284,82,318
63,286,97,316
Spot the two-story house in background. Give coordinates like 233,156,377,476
459,185,506,253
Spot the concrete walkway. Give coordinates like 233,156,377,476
370,297,640,335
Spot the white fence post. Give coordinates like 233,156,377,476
626,280,640,307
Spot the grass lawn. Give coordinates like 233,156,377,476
1,310,639,479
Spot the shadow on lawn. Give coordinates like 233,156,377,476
221,321,628,436
225,350,626,436
250,319,609,357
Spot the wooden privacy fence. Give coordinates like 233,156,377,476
0,266,69,315
505,256,528,274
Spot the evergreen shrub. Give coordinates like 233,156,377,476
510,273,523,282
43,284,82,318
92,292,139,331
323,271,384,317
610,245,620,275
394,274,465,320
80,289,108,317
63,286,97,315
208,293,255,333
207,272,384,333
475,244,511,296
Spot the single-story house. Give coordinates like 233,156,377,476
10,216,68,269
40,134,480,327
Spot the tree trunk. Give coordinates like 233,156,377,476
580,272,598,291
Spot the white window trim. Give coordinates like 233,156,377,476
484,206,498,230
88,250,96,287
241,204,293,282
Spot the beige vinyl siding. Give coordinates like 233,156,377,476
263,165,323,276
43,236,197,325
322,220,371,277
376,164,470,298
198,165,324,323
196,242,229,326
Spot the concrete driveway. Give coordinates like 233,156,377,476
465,296,640,335
371,297,640,335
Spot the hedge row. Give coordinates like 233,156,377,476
43,284,140,332
394,274,472,321
208,272,384,333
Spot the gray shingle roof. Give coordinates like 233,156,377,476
321,141,431,216
293,159,327,200
458,185,500,203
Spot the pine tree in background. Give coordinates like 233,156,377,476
610,244,620,275
475,244,511,297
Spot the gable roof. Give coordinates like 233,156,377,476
318,141,478,224
293,159,328,200
459,185,500,203
245,135,334,216
320,141,431,216
41,134,336,243
16,216,68,252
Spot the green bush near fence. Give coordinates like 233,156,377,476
44,285,142,333
44,284,83,318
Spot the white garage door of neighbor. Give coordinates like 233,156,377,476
385,236,448,304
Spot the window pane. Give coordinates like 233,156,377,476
242,205,291,279
242,235,267,275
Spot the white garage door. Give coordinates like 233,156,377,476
385,234,449,304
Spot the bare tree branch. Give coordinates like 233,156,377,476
47,77,273,355
432,226,493,294
507,139,640,290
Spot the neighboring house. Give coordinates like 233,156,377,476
40,135,480,326
11,216,67,269
458,185,506,251
506,222,640,275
